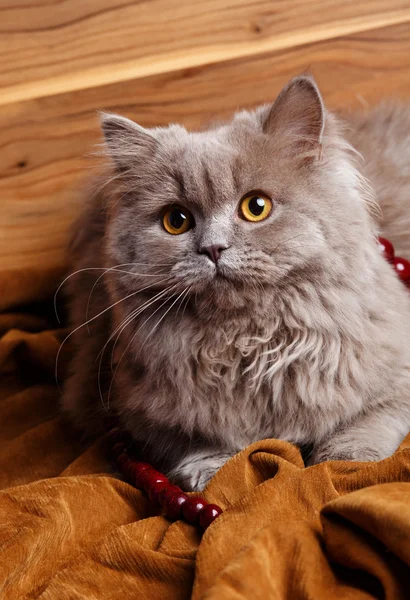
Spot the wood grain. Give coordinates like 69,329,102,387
2,21,410,274
1,0,410,105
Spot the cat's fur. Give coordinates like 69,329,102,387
62,76,410,491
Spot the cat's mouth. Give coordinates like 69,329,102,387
213,262,239,282
215,266,233,281
178,259,246,294
209,264,244,289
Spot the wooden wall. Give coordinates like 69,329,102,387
1,0,410,285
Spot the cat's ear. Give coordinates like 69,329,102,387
100,112,157,172
263,75,325,159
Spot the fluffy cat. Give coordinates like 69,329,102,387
62,75,410,491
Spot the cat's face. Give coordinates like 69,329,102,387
102,76,373,314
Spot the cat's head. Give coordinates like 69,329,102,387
100,75,375,315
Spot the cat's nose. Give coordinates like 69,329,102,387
199,244,228,264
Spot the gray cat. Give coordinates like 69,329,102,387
62,75,410,491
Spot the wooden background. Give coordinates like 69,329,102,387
1,0,410,290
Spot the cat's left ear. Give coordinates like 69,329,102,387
263,75,325,159
100,112,157,172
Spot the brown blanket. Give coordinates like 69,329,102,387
1,267,410,599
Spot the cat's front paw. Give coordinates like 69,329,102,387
168,450,234,492
308,440,383,466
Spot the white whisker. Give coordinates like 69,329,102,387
104,284,182,409
175,285,191,320
141,287,190,349
55,283,162,394
106,282,176,370
54,262,173,323
85,266,169,332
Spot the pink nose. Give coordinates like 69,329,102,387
199,244,228,264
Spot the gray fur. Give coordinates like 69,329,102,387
62,76,410,491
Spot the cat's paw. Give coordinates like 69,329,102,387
308,439,383,466
168,450,234,492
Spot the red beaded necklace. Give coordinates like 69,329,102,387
110,237,409,531
110,435,222,531
378,237,410,286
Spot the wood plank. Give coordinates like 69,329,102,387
1,21,410,273
1,0,410,105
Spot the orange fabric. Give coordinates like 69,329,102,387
1,268,410,599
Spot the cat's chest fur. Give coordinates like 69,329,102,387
116,306,372,449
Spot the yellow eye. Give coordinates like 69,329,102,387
239,193,273,222
162,206,194,235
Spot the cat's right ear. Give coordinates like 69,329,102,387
99,112,157,172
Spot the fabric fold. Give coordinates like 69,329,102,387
1,271,409,599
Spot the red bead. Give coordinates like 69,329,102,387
181,497,207,524
150,473,169,484
142,472,167,490
199,504,223,530
148,480,170,503
136,471,156,489
128,464,150,488
133,462,154,472
143,472,168,486
132,463,151,473
394,256,410,282
135,464,155,478
132,463,154,478
162,488,188,519
158,485,181,507
378,237,395,262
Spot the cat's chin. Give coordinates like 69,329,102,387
186,268,238,295
180,263,274,314
191,276,264,314
198,263,242,285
